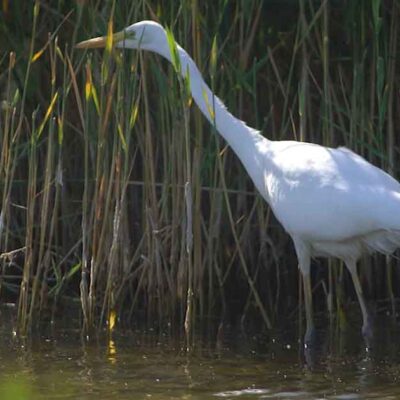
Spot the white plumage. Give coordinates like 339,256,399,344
76,21,400,344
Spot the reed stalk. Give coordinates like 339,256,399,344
0,0,399,336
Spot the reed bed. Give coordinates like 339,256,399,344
0,0,399,336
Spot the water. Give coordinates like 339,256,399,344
1,309,400,399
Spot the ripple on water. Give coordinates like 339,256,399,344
214,388,271,397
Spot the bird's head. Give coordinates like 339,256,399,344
76,20,167,51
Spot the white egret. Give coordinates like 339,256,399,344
76,21,400,344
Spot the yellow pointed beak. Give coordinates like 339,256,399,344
75,30,127,49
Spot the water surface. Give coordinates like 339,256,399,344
0,308,400,399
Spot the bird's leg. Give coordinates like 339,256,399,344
293,239,315,346
302,271,315,345
345,260,372,341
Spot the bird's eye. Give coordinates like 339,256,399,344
125,31,136,39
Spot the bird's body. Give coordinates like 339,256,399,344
77,21,400,344
238,131,400,260
265,142,400,244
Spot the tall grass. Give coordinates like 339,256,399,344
0,0,399,335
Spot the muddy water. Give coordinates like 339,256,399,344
0,310,400,399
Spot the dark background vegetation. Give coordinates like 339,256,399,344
0,0,399,335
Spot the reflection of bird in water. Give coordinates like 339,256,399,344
77,21,400,345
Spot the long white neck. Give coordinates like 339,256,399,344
144,40,271,195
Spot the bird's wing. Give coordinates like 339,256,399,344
266,141,400,241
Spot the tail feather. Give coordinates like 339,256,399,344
363,230,400,255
